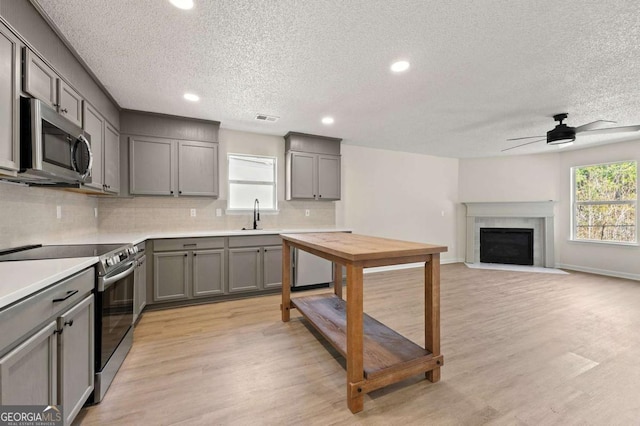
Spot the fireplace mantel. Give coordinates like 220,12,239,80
463,201,556,267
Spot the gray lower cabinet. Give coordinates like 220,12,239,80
228,245,283,293
228,248,261,293
134,254,147,324
154,248,224,302
0,321,58,405
263,246,283,289
0,22,21,175
154,251,189,302
193,249,225,296
57,295,94,426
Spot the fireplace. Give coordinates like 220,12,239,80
480,228,534,265
463,201,556,268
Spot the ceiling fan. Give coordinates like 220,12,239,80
502,113,640,152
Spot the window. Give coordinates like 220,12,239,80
571,161,637,243
228,154,277,210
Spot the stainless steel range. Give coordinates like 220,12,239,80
0,243,138,403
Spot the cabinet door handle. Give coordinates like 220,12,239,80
64,319,74,327
179,190,182,194
60,108,68,113
53,103,59,107
184,254,188,257
318,194,322,198
53,290,78,303
170,190,174,194
193,253,197,257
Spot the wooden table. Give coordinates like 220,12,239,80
280,232,448,413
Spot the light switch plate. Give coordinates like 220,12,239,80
190,208,196,217
56,205,62,219
305,209,310,217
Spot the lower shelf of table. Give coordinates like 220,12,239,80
291,293,436,380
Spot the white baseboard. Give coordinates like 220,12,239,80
363,258,464,275
556,263,640,281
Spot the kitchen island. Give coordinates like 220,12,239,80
280,232,447,413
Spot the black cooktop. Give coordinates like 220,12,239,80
0,244,126,262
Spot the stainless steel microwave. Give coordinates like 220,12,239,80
18,97,93,184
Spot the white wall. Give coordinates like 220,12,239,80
458,139,640,279
556,140,640,279
458,153,560,202
336,145,460,263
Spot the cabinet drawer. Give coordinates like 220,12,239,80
0,267,94,356
228,235,282,248
154,237,224,252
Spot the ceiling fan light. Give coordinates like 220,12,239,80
557,141,574,149
547,124,576,145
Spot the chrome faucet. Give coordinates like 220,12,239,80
253,198,260,230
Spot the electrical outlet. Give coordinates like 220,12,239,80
56,205,62,219
190,208,196,217
94,207,98,218
305,209,310,217
216,208,222,217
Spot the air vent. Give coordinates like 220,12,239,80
255,114,279,122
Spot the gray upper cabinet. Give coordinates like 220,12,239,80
23,48,84,127
57,295,94,426
83,102,104,190
290,152,316,199
317,154,341,200
130,136,175,195
178,140,219,197
104,122,120,193
23,48,57,108
0,321,58,405
285,132,342,201
57,79,83,127
130,136,218,197
0,22,20,175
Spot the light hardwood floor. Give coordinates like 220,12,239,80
76,263,640,425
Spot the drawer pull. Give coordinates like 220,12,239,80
64,320,74,327
53,290,78,303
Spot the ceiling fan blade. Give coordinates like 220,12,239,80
501,138,546,152
579,125,640,136
575,120,617,132
506,135,544,141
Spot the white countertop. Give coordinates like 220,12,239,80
0,257,98,309
1,227,350,310
53,227,351,246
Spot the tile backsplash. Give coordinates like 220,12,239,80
0,182,98,249
0,181,336,250
97,197,336,233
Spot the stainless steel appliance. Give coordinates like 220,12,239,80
16,97,93,184
0,243,136,404
291,248,333,291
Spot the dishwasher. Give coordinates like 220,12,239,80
292,248,333,291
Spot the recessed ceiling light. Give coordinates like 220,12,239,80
390,60,410,73
322,116,334,125
183,93,199,102
169,0,194,10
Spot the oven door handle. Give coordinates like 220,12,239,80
99,261,135,292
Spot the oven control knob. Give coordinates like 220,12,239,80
106,258,113,266
112,255,119,265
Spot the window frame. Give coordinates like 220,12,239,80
227,153,278,212
570,160,638,245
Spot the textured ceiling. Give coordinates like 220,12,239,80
35,0,640,158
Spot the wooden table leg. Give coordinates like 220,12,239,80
425,253,441,382
282,240,291,322
333,263,343,299
346,264,364,413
